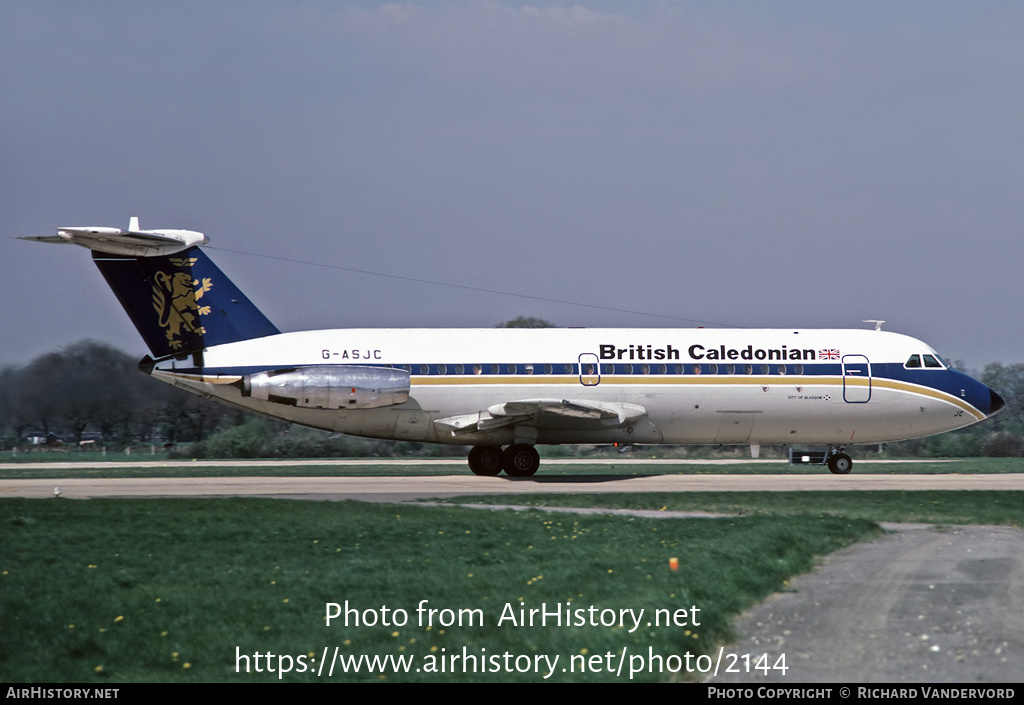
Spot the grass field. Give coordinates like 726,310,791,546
449,490,1024,527
1,496,880,683
3,483,1021,683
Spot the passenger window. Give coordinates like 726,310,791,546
524,364,534,375
419,364,429,375
602,364,614,374
508,364,517,374
473,364,482,375
674,364,683,374
923,354,943,368
490,364,499,374
658,364,667,374
726,364,735,375
565,364,574,374
438,364,447,375
641,364,650,375
454,364,464,375
708,364,718,374
778,365,787,375
794,364,803,375
905,355,922,369
624,364,633,374
692,365,702,375
744,364,753,375
760,364,769,374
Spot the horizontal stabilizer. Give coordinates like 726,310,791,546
20,217,207,257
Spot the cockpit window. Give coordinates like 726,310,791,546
922,354,943,368
905,355,921,368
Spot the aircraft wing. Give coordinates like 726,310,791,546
434,398,648,437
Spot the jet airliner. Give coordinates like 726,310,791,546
24,219,1005,476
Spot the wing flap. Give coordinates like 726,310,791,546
434,399,648,438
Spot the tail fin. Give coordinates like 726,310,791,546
92,246,280,359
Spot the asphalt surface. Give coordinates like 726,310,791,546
707,523,1022,684
2,472,1021,501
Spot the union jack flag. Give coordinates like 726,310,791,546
819,349,840,360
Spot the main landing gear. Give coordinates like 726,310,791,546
468,444,540,477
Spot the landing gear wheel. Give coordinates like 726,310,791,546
468,446,503,476
502,444,540,477
828,452,853,475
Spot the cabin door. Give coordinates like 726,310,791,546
842,355,872,403
578,353,600,386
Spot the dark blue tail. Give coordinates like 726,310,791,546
93,247,280,359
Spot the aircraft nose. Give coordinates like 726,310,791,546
989,388,1005,416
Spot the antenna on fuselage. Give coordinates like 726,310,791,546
863,320,885,331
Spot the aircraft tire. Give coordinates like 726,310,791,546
468,445,503,476
503,444,540,477
827,453,853,475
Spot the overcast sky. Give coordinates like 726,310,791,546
3,1,1022,369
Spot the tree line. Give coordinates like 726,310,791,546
1,339,1021,457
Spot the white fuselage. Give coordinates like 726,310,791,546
152,327,996,448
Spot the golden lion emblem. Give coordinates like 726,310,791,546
152,268,214,349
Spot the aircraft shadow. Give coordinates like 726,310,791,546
499,474,655,483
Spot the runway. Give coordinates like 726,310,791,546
2,472,1022,501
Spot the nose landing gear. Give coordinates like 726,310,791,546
827,449,853,474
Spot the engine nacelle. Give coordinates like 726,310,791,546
241,365,410,410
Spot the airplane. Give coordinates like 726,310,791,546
24,218,1004,477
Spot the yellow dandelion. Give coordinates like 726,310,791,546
430,645,438,652
94,666,103,673
161,631,168,637
344,639,351,646
391,631,399,637
183,662,191,669
580,648,588,655
282,598,289,603
113,615,124,623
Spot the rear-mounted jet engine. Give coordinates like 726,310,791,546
240,365,410,409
